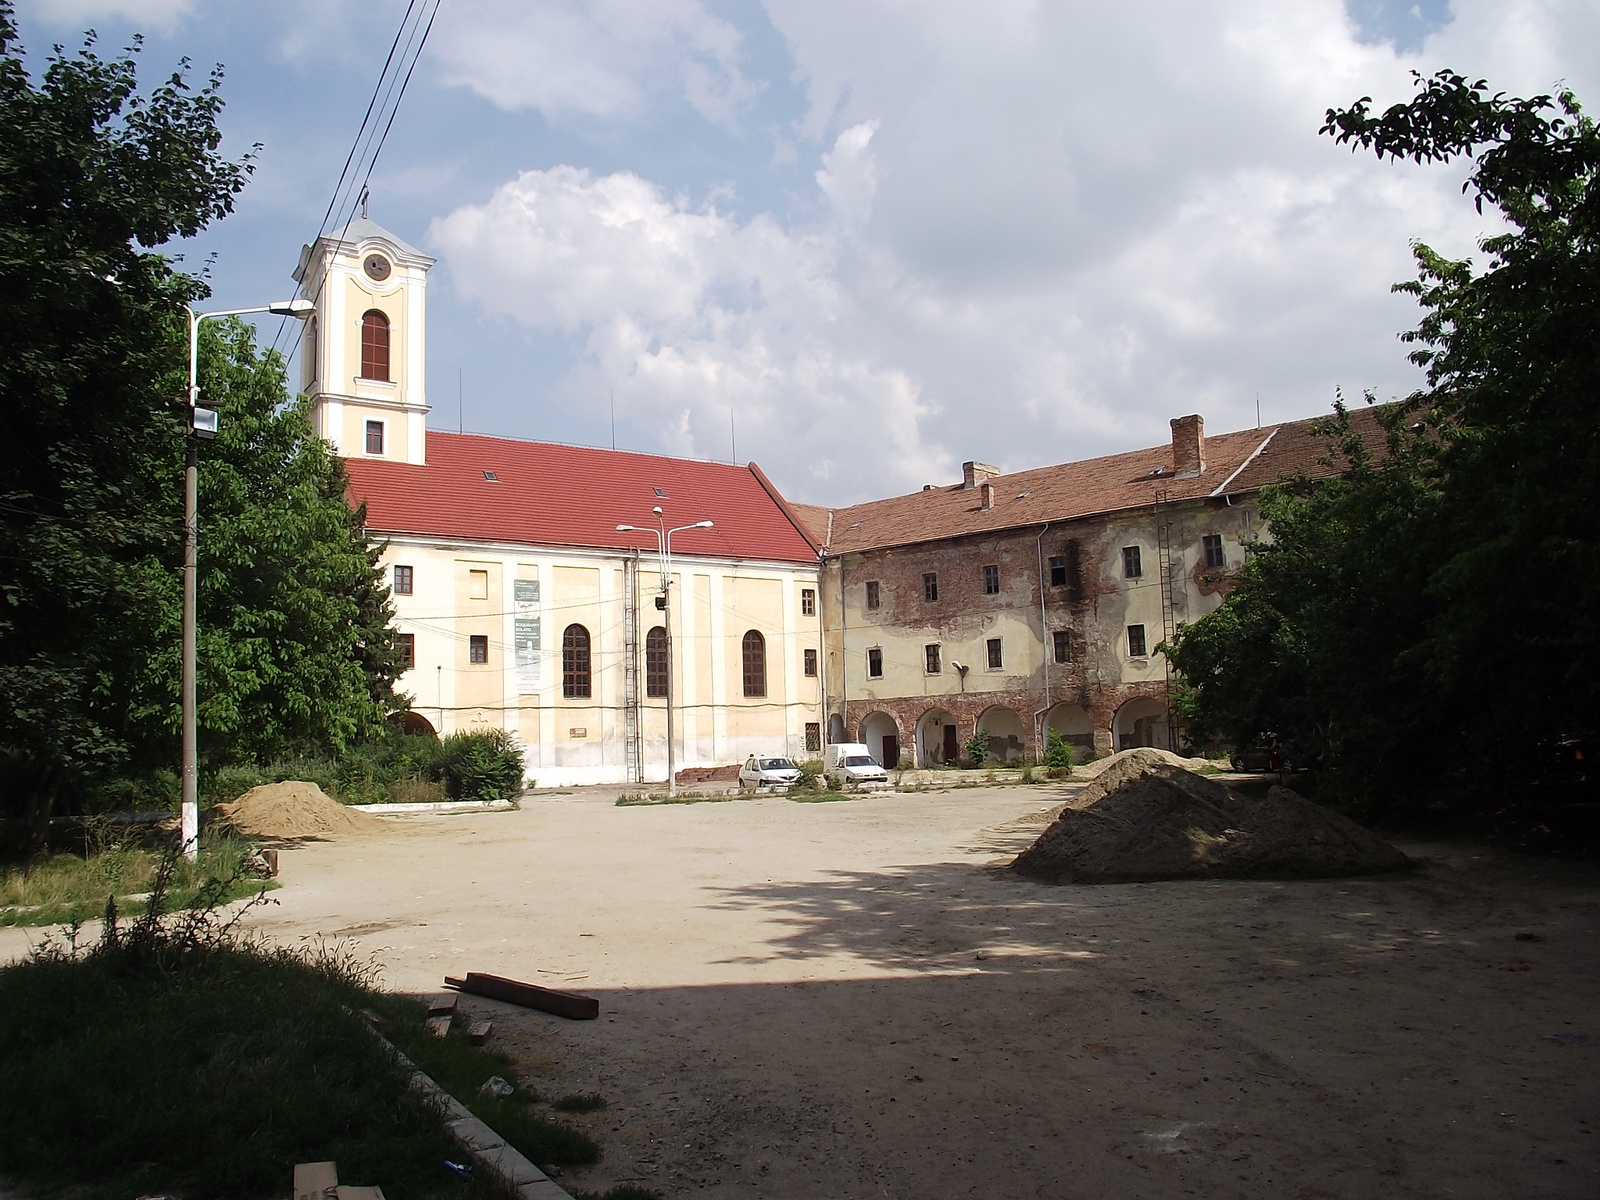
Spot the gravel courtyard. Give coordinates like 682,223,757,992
8,782,1596,1199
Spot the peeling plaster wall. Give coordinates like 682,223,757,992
821,496,1259,763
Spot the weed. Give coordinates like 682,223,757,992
553,1092,609,1113
1,833,273,928
615,791,728,807
0,859,499,1200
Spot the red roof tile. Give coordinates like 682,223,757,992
811,406,1394,555
344,432,819,564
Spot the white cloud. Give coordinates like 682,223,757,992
18,0,193,31
430,0,1600,502
430,0,758,127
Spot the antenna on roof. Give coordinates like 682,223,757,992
1256,392,1261,429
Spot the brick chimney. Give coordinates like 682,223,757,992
1170,415,1205,477
962,460,999,489
981,481,995,510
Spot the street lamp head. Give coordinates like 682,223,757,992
616,524,635,532
268,298,315,319
652,505,663,516
694,520,714,529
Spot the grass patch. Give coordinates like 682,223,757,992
0,833,274,927
615,790,733,806
788,792,857,803
0,863,507,1200
553,1092,609,1113
375,1001,600,1168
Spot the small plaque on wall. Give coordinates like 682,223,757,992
569,727,588,738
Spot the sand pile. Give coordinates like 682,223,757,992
1012,748,1408,883
212,781,388,839
1073,746,1216,780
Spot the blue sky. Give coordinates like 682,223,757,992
15,0,1600,503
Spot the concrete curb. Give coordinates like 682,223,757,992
348,799,516,814
384,1040,574,1200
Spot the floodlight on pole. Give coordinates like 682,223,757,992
180,300,313,861
616,512,714,796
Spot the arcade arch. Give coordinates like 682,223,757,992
1113,697,1170,751
976,705,1025,764
859,711,901,769
916,708,959,767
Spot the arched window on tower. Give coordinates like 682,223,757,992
741,630,766,698
562,624,591,699
645,626,668,699
360,310,390,381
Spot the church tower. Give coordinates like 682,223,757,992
293,211,435,464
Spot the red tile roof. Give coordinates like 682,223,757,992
809,406,1392,555
344,432,819,564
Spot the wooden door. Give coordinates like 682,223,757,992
943,724,959,762
881,735,899,769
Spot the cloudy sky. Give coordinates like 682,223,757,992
15,0,1600,503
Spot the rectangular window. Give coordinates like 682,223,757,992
800,587,816,616
365,420,384,455
983,564,1000,595
1048,555,1067,587
925,643,941,674
923,573,939,602
397,633,415,669
469,634,489,664
1127,624,1147,657
469,569,489,600
1122,545,1143,579
865,580,880,610
804,648,818,677
393,564,413,595
1053,630,1071,664
867,647,883,678
987,637,1003,669
1203,533,1226,569
805,722,821,752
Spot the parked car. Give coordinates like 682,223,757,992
823,743,890,786
1229,738,1306,773
739,755,803,790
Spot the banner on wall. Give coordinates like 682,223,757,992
514,577,540,693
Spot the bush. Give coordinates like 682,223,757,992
964,730,992,766
1044,729,1077,771
435,729,525,802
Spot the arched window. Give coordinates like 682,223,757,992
645,626,668,699
360,310,390,381
741,629,766,698
562,624,591,698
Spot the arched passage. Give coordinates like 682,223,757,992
976,705,1025,764
1045,702,1095,755
858,711,900,769
916,707,959,767
828,713,846,745
1113,697,1170,751
389,710,436,737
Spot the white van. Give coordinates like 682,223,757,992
824,743,890,787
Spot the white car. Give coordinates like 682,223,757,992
739,755,803,790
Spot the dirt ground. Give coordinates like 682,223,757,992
6,781,1597,1199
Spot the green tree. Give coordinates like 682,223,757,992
0,5,250,837
120,319,405,770
1168,71,1600,801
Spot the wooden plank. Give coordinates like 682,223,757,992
445,971,600,1021
427,991,459,1016
468,1020,493,1046
426,1014,452,1038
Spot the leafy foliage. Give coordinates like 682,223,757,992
0,5,250,835
1044,728,1077,771
1169,72,1600,802
964,729,992,766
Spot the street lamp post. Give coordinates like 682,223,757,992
617,509,713,797
180,298,314,860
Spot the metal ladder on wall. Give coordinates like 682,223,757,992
1154,489,1180,752
622,551,643,783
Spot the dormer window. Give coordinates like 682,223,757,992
360,310,390,381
